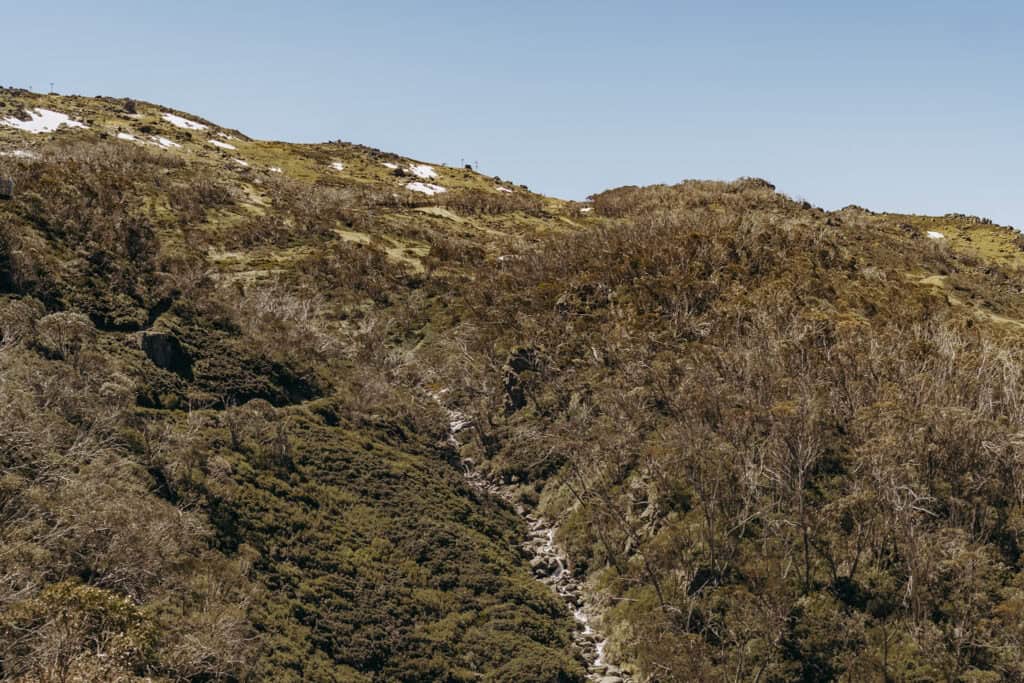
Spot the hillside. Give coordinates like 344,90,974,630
3,89,1024,682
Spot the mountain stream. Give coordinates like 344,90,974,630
441,400,632,683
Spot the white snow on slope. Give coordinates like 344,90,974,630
495,186,513,193
1,108,87,134
0,149,39,159
268,166,283,173
580,207,593,213
927,231,945,239
406,182,447,196
330,161,345,171
152,136,181,149
210,139,237,150
116,132,136,141
233,158,249,167
408,164,437,179
382,162,399,170
162,113,208,130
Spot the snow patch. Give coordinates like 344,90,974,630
233,158,250,167
330,161,344,172
116,132,136,141
268,166,283,173
0,149,38,159
209,139,236,150
381,162,399,170
152,136,181,149
408,164,437,179
579,207,593,213
495,186,513,193
162,113,207,131
1,108,87,134
406,182,447,196
927,231,945,239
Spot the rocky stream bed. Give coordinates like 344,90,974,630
444,404,633,683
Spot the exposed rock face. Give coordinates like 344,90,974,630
140,331,192,378
503,346,537,413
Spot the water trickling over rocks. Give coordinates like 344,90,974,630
443,400,632,682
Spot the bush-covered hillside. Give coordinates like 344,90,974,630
420,182,1024,681
0,90,582,682
4,90,1024,682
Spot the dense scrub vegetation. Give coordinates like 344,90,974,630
0,131,583,681
5,93,1024,681
417,180,1024,681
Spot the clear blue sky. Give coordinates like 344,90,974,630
4,1,1022,226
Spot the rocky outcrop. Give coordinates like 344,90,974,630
502,346,537,414
139,330,192,378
